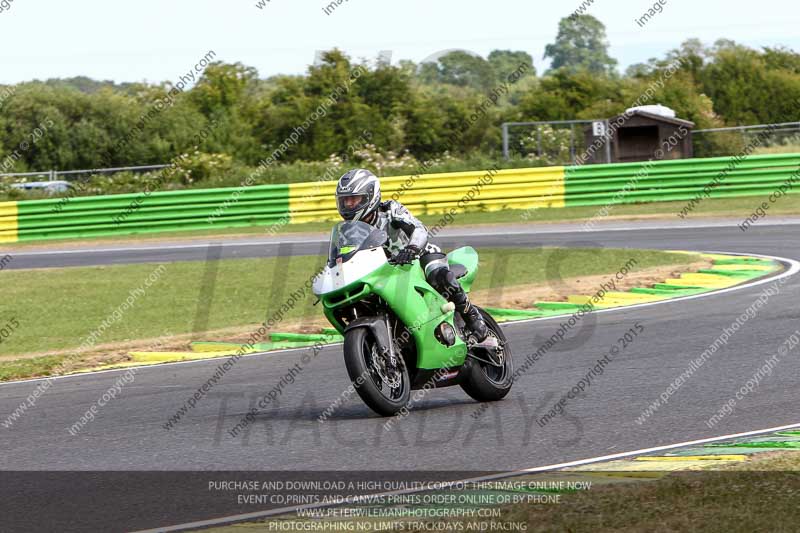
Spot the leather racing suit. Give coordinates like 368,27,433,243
367,200,486,340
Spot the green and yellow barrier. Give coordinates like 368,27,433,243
0,201,18,244
287,166,566,224
1,153,797,244
565,152,800,206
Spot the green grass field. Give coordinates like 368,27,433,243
495,452,800,533
0,247,694,380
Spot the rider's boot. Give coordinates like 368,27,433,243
446,276,488,342
423,254,489,342
461,300,488,342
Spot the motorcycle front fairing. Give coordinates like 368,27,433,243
367,261,468,370
312,246,388,296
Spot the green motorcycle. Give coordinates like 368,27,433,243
312,220,513,416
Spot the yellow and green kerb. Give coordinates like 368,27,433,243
286,166,567,225
0,201,18,244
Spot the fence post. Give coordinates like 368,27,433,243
49,170,55,181
569,124,575,165
537,127,542,158
502,123,510,161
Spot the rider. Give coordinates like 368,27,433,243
335,168,488,342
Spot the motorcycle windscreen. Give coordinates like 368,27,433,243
327,220,387,267
313,221,389,296
313,247,388,295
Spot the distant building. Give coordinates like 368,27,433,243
583,105,694,164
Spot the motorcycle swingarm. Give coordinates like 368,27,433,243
467,343,505,368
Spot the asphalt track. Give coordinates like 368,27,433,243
5,217,800,270
2,218,800,531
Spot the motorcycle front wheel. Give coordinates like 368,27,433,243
343,327,411,417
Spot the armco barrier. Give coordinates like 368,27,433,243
0,153,797,243
287,166,566,224
0,184,290,243
564,153,800,207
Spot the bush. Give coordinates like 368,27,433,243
0,152,546,201
172,151,233,184
517,125,574,165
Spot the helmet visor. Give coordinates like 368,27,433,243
337,194,369,217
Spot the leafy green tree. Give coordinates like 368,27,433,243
4,39,800,189
188,62,259,161
624,62,655,78
487,50,535,83
762,46,800,74
627,39,709,81
669,38,708,79
516,69,621,121
251,50,372,162
544,15,617,75
625,71,722,128
418,51,496,92
190,62,258,115
43,76,135,95
700,46,770,124
353,64,414,149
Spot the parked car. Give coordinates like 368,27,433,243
9,180,71,194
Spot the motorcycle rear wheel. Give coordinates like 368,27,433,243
460,307,514,402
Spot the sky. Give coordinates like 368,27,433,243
0,0,798,85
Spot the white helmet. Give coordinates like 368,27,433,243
335,169,381,221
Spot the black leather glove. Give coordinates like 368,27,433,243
391,245,420,265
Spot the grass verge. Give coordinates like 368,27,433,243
197,452,800,533
0,247,695,380
494,452,800,533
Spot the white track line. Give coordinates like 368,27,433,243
135,420,800,533
1,250,796,389
8,219,800,257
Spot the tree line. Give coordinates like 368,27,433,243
0,15,798,185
